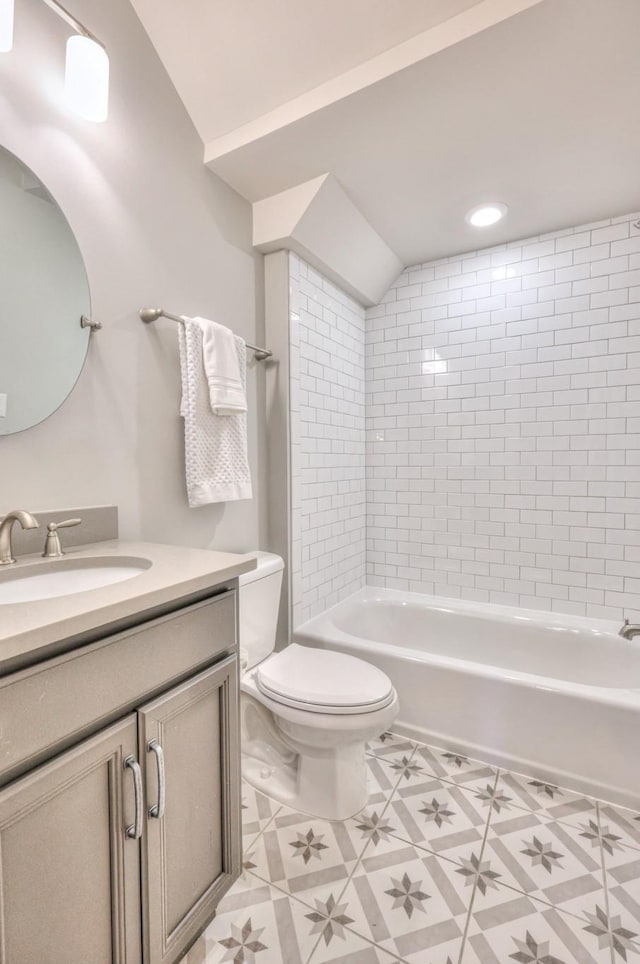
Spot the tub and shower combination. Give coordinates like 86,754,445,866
294,587,640,809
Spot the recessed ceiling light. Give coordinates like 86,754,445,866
465,203,508,228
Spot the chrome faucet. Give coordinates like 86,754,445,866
620,619,640,641
0,509,39,565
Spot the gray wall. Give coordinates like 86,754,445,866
0,0,266,552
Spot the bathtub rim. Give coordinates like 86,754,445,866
293,586,640,709
320,584,623,637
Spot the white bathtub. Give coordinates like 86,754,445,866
293,587,640,809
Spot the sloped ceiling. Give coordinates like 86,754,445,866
128,0,485,143
132,0,640,267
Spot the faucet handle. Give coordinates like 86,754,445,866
42,518,82,558
49,518,82,531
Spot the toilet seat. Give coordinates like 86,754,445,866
255,643,394,715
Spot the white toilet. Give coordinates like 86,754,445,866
238,552,399,821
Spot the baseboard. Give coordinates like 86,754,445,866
391,718,639,812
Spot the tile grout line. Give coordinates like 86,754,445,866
335,740,423,900
304,743,423,964
456,767,500,964
237,735,638,963
374,734,605,834
243,745,421,964
596,800,617,964
241,789,283,863
238,867,336,964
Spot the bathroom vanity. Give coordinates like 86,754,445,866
0,540,255,964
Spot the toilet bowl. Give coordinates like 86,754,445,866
238,553,399,821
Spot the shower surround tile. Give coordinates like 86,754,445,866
182,732,640,964
364,212,640,621
289,254,366,629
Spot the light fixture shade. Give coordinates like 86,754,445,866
65,34,109,122
0,0,14,53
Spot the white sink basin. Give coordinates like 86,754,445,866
0,556,152,604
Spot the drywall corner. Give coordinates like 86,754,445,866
253,174,403,306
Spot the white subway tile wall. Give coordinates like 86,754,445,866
290,254,366,627
366,213,640,621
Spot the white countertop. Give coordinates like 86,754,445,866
0,540,256,672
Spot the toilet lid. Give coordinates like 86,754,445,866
255,644,395,715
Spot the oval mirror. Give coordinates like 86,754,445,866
0,145,91,435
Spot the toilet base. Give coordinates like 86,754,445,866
242,738,370,821
240,683,399,821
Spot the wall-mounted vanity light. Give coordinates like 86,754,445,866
0,0,14,53
0,0,109,122
64,31,109,122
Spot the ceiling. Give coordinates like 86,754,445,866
128,0,484,143
133,0,640,268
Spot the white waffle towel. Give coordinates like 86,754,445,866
178,317,252,506
196,317,247,415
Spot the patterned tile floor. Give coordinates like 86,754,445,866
181,732,640,964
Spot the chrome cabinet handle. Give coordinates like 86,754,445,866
124,755,143,840
147,740,166,819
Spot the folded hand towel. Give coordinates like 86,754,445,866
179,318,252,507
194,316,247,416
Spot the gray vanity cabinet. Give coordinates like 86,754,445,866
139,657,240,964
0,716,142,964
0,588,242,964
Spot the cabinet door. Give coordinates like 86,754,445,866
0,716,142,964
139,655,240,964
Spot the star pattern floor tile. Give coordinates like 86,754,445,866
483,807,607,918
600,803,640,852
242,784,281,845
601,811,640,946
366,731,417,761
340,843,468,962
388,775,487,861
465,898,614,963
181,732,640,964
247,802,364,906
495,770,598,829
414,745,498,789
181,870,319,964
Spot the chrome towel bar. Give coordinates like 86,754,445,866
139,307,272,361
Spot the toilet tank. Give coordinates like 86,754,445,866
237,552,284,669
